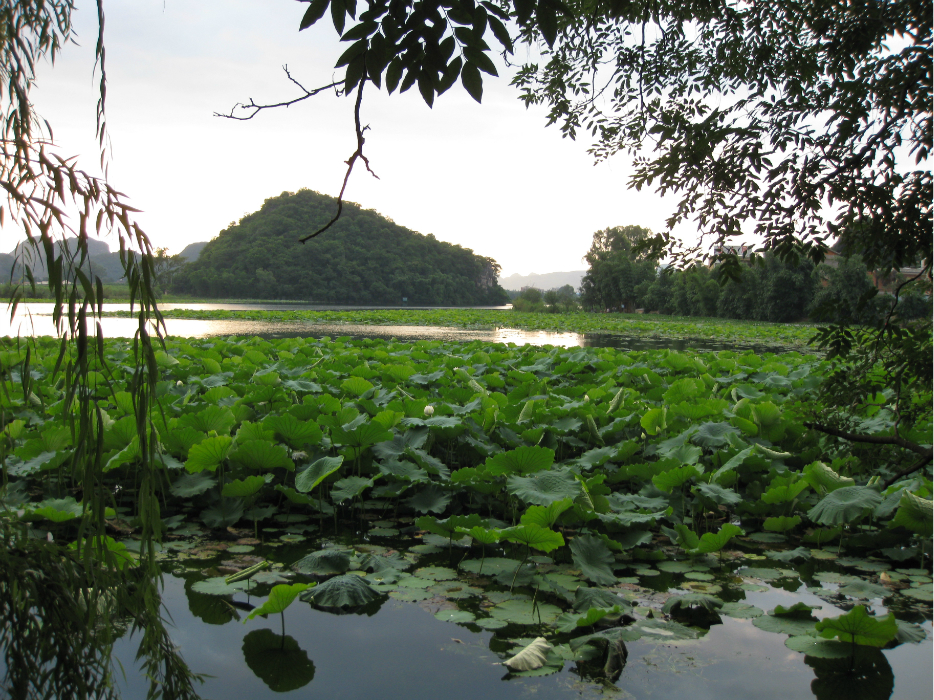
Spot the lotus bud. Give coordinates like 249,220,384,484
583,395,590,402
424,405,434,417
292,451,308,462
176,380,183,387
46,531,53,542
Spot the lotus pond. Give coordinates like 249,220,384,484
1,333,930,699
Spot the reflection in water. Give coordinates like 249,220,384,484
806,647,894,700
241,629,315,692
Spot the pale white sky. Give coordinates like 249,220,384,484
27,0,693,277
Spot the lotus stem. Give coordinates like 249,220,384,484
225,560,270,584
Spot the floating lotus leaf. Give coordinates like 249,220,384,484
816,606,898,647
808,486,883,526
434,609,476,623
241,630,315,692
719,602,764,619
631,618,699,641
292,549,352,576
837,581,890,600
200,500,244,529
486,445,555,475
772,602,821,618
570,534,617,586
30,497,81,523
507,469,582,506
475,617,508,630
784,635,852,658
656,560,693,573
572,587,628,612
301,574,381,608
490,599,561,625
752,613,818,636
415,566,458,581
893,619,927,644
191,576,249,596
766,546,810,563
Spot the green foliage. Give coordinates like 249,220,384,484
816,606,899,648
171,189,509,305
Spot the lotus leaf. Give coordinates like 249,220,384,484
662,593,723,615
414,566,458,581
837,581,890,600
490,599,561,625
555,605,621,633
570,535,617,586
808,486,883,526
241,630,315,692
295,456,344,493
292,549,352,576
262,414,323,449
501,524,565,553
803,461,855,493
485,445,555,475
504,637,553,671
763,515,802,532
191,576,249,596
200,501,244,529
179,406,236,436
689,523,745,555
434,609,476,624
507,469,582,506
765,546,810,563
459,557,522,576
752,612,818,636
640,407,667,436
185,436,232,473
301,573,382,608
761,480,810,504
694,482,742,506
331,476,375,504
405,484,452,513
520,498,574,528
784,636,852,658
632,618,699,641
229,440,294,472
816,606,898,647
719,602,764,619
652,465,701,493
891,491,933,534
246,583,311,620
221,475,268,499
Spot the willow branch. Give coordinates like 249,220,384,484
299,77,379,243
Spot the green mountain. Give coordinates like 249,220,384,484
172,190,508,305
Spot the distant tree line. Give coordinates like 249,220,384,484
578,227,931,323
511,285,579,313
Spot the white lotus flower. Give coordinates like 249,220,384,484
424,405,434,417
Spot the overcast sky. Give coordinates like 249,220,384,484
28,0,693,277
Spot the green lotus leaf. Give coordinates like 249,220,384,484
161,426,206,459
378,458,428,482
772,603,821,618
501,524,565,553
803,461,855,493
570,534,617,586
274,484,316,505
200,501,244,529
434,609,476,624
694,482,742,506
415,566,458,581
837,580,891,600
456,525,502,544
178,406,236,435
893,619,927,644
490,599,562,625
808,486,883,526
692,422,741,448
185,436,233,473
555,605,621,633
282,379,323,393
191,576,249,596
576,445,619,469
763,515,802,532
761,480,810,504
508,469,582,506
891,491,933,534
31,497,82,523
662,593,723,614
663,377,706,404
816,605,898,648
262,414,323,449
221,475,269,499
229,439,295,472
652,464,701,493
765,546,810,563
295,455,344,493
235,421,274,443
752,611,818,636
405,484,451,514
301,573,382,608
631,618,699,641
241,629,315,693
504,637,553,671
171,471,216,498
640,407,667,436
371,428,429,459
459,557,521,576
784,636,852,658
520,498,574,529
732,384,765,400
331,421,394,451
331,476,374,504
292,549,352,576
246,583,312,620
485,445,555,475
719,602,764,619
340,376,374,396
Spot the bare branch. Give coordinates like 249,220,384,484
215,66,342,121
804,422,931,456
882,451,934,489
299,77,379,244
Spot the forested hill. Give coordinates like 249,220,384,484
171,189,509,305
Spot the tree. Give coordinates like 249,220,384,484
153,248,186,295
579,226,659,311
0,4,199,697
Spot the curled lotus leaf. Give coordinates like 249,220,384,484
292,549,352,576
570,534,617,586
808,486,883,526
507,468,582,506
504,637,552,671
815,605,898,648
301,573,382,609
662,593,723,615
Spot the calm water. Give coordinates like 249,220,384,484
3,302,797,354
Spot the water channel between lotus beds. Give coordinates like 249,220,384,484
4,303,931,700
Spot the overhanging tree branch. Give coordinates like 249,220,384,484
804,422,931,456
215,66,342,120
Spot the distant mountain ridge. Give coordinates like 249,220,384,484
0,237,127,284
499,270,586,291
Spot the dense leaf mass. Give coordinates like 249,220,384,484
172,189,509,305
